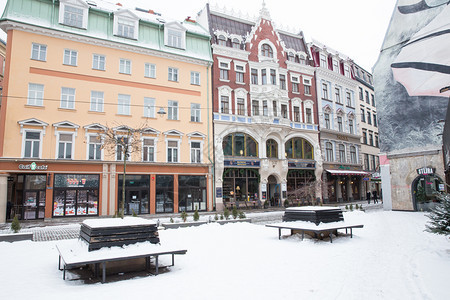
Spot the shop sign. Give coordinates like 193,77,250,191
224,159,260,167
336,135,349,141
288,161,315,169
439,184,445,191
261,183,267,192
416,167,435,175
18,162,48,171
216,187,223,198
338,165,351,170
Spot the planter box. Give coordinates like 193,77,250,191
216,218,252,225
0,232,33,242
80,217,159,251
161,221,208,229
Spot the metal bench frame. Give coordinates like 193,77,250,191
266,224,364,243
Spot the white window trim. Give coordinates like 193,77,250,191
60,87,76,110
168,67,179,82
63,49,78,66
21,129,43,159
119,58,131,74
164,22,187,49
258,39,278,62
115,135,132,162
234,88,248,116
31,43,47,61
92,54,106,71
143,97,156,118
291,98,303,123
85,133,104,160
189,140,204,163
166,138,181,163
168,100,179,120
90,90,104,112
145,63,156,78
113,10,139,39
55,131,75,160
191,103,201,122
190,71,200,85
141,137,158,162
218,86,232,115
58,0,89,29
117,94,131,115
27,83,44,106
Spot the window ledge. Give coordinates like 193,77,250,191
116,114,132,117
219,79,230,82
58,108,76,112
24,105,44,109
88,111,105,114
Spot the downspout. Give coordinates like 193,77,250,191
207,61,215,210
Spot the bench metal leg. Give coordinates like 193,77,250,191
301,230,304,241
350,228,353,238
171,254,175,266
155,255,159,275
279,228,282,240
63,265,66,280
58,255,62,271
146,257,150,270
329,232,333,243
102,262,106,283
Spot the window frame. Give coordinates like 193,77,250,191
145,63,156,78
90,90,104,112
56,132,74,160
119,58,131,74
190,71,200,85
191,103,201,122
31,43,47,61
92,54,106,71
168,67,179,82
143,97,156,118
63,49,78,66
22,130,42,159
87,134,102,160
168,100,179,120
190,141,202,163
27,83,44,106
60,87,76,110
117,94,131,115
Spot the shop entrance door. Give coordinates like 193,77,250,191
23,190,45,220
125,189,149,215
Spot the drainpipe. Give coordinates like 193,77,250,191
206,62,215,210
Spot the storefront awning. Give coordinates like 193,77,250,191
326,170,371,176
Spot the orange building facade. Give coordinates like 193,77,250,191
0,0,213,223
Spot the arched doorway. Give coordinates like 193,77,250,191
411,174,444,211
268,175,280,207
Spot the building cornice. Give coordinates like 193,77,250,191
212,44,250,61
316,67,357,88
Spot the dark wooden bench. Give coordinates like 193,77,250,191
266,223,364,243
283,207,344,224
57,243,187,283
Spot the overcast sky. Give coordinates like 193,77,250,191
0,0,397,71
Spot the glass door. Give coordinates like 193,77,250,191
23,191,45,220
127,190,140,215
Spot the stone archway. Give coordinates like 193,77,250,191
267,174,281,206
411,174,444,211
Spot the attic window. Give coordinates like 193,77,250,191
218,35,227,46
164,23,186,49
113,11,139,40
168,29,183,48
232,38,240,49
261,44,273,58
59,0,88,29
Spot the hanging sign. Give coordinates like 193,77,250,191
416,167,435,175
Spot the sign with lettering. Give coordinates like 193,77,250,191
18,162,48,171
224,159,260,167
336,135,349,141
288,161,315,169
416,167,435,175
216,187,223,198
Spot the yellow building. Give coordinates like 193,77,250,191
0,0,213,223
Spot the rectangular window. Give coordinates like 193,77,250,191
333,60,339,72
92,54,105,71
142,139,155,162
272,100,277,117
349,119,354,134
118,18,135,39
237,98,245,116
261,69,267,85
31,43,47,61
365,91,370,104
335,88,341,103
190,142,201,163
371,94,376,106
324,113,330,129
252,100,259,116
281,104,288,118
60,87,75,109
367,111,372,125
116,137,129,161
119,59,131,74
263,100,268,116
346,91,352,107
145,63,156,78
279,74,286,90
236,71,244,83
144,97,155,118
375,135,379,147
168,67,179,82
359,87,364,100
63,49,77,66
369,133,374,146
191,71,200,85
168,100,178,120
63,5,84,28
220,96,229,114
167,140,179,163
293,106,300,122
320,54,327,68
322,83,329,99
363,131,367,144
373,114,377,127
371,155,376,171
326,143,333,162
270,69,276,85
90,91,104,112
219,62,229,80
118,94,130,115
361,108,366,122
57,133,73,159
191,103,201,122
303,78,311,95
24,131,41,158
337,116,343,132
364,154,370,170
167,29,182,48
88,135,102,160
28,83,44,106
344,65,350,78
339,145,346,163
306,108,312,124
292,76,299,93
251,68,258,84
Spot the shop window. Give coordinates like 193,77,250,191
190,141,201,163
118,175,150,215
31,43,47,61
57,133,73,159
223,168,260,203
266,139,278,158
285,138,314,159
142,138,155,162
53,174,99,217
156,175,174,213
287,170,316,203
222,133,258,157
178,175,207,212
325,142,333,161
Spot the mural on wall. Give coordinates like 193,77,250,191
373,0,449,153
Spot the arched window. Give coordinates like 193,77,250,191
285,138,314,160
266,139,278,158
350,146,357,164
218,35,227,46
232,38,240,49
261,44,273,58
326,142,333,161
223,133,258,157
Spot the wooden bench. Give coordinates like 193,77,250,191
266,222,364,243
57,242,187,283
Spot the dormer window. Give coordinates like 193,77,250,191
261,44,273,58
232,38,240,49
113,10,139,40
59,0,89,29
165,22,186,49
218,35,227,46
288,53,295,62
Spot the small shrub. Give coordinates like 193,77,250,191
131,209,137,217
181,211,187,222
284,199,290,208
355,204,359,209
232,206,238,219
220,214,224,220
238,211,246,219
214,213,219,221
345,205,348,210
224,207,230,220
349,204,353,211
170,217,174,223
11,215,21,233
263,200,269,209
193,207,200,221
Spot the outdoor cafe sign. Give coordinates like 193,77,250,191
18,162,48,171
416,167,435,176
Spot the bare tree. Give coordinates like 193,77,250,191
100,124,144,218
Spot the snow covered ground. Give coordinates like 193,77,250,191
0,209,449,300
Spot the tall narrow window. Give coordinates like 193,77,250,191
119,59,131,74
324,113,330,129
191,71,200,85
261,69,267,85
263,100,268,116
279,74,286,90
363,131,367,144
191,103,201,122
142,139,155,162
367,111,372,125
326,142,333,161
322,83,329,99
281,104,288,118
361,108,366,122
339,144,346,163
88,135,102,160
24,131,41,158
306,108,312,124
371,94,376,106
350,146,357,164
320,55,327,68
28,83,44,106
237,98,245,116
251,68,258,84
143,97,155,118
272,101,277,117
369,132,374,146
346,91,352,107
373,114,377,127
337,116,343,132
168,67,178,82
292,76,299,93
232,38,240,49
118,94,130,115
61,87,75,109
31,43,47,61
220,96,229,114
116,137,129,161
359,87,364,100
270,69,276,85
218,35,227,46
92,54,105,70
58,133,73,159
145,63,156,78
63,49,77,66
365,91,370,104
168,100,178,120
235,65,244,83
304,78,311,95
335,88,341,103
90,91,104,112
252,100,259,116
293,106,300,122
266,139,278,158
219,62,229,80
167,141,179,163
190,142,201,163
349,119,354,134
